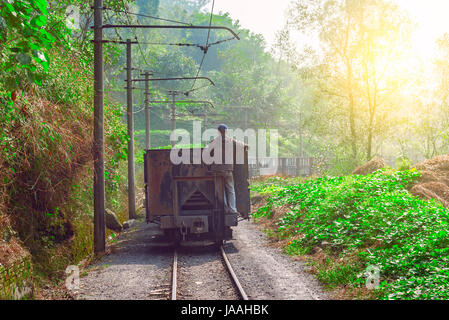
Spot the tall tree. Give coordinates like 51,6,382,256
287,0,413,166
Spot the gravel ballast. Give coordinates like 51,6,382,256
75,217,328,300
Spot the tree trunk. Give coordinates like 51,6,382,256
347,60,358,166
367,114,374,161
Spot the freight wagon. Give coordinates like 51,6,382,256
144,147,250,245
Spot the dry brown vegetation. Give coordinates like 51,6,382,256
411,155,449,207
351,154,449,207
0,90,93,273
352,157,387,175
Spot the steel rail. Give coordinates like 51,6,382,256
171,246,248,300
172,250,178,300
220,246,249,300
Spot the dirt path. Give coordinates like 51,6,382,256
224,219,328,300
76,220,173,300
75,217,328,300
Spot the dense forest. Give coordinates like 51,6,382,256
1,0,449,300
104,0,449,174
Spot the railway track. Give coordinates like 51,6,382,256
171,246,249,300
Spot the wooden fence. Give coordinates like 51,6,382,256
248,157,314,178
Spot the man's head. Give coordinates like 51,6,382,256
218,124,228,136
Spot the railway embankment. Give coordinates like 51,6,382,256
0,57,130,300
251,162,449,300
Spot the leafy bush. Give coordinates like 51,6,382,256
395,157,412,171
250,176,306,195
253,169,449,299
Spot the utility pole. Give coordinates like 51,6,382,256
203,103,208,129
170,91,177,147
126,39,136,220
143,71,151,150
91,15,239,255
245,107,248,130
93,0,105,254
299,112,303,159
297,112,304,177
130,79,214,148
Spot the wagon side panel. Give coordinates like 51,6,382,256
145,150,174,222
233,148,250,219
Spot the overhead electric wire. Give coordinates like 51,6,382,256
190,0,215,91
102,7,192,26
102,1,237,96
134,42,210,53
208,35,238,47
185,83,213,96
104,8,124,41
137,35,237,52
101,38,234,54
120,0,151,68
205,0,215,48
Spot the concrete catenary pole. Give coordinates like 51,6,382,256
171,92,176,147
203,103,208,129
299,112,303,158
245,106,248,131
144,72,151,150
297,112,304,177
126,39,136,219
93,0,105,254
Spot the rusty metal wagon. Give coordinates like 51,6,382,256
144,147,250,244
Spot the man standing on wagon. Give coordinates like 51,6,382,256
204,124,247,214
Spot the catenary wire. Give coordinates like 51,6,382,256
190,0,215,91
120,0,151,68
102,7,192,26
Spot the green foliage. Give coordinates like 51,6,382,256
253,170,449,299
0,257,33,299
105,101,128,194
136,0,159,15
251,176,306,195
395,157,412,171
0,0,62,93
0,0,132,290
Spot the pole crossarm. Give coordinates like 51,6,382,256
95,40,138,44
101,24,240,40
129,77,215,86
144,100,215,109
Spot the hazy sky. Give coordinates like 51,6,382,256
397,0,449,57
213,0,449,58
213,0,292,47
